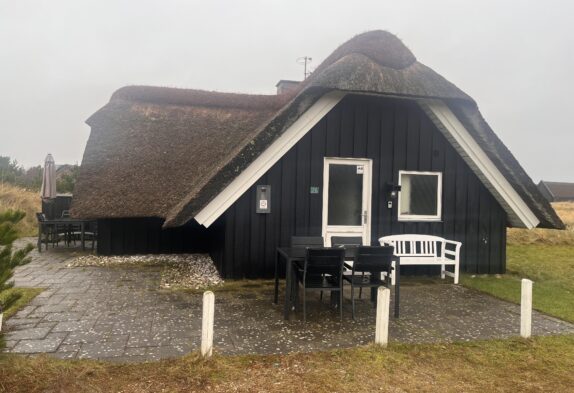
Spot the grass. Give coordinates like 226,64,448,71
1,335,574,392
0,288,43,350
0,183,40,237
507,202,574,245
462,244,574,322
553,201,574,227
0,287,43,320
463,202,574,323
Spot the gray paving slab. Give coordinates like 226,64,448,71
3,237,574,363
11,332,67,353
6,326,52,340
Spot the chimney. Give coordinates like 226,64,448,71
275,80,300,95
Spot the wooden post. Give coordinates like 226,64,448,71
521,279,533,338
201,291,215,358
375,287,390,347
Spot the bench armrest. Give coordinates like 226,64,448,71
443,240,462,261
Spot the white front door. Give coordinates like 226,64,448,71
322,158,372,246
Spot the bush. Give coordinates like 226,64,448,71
0,210,33,314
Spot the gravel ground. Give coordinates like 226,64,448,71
67,254,223,290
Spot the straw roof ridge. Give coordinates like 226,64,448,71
311,30,417,73
111,85,293,111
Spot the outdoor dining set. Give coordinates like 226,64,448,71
36,211,97,252
274,236,401,322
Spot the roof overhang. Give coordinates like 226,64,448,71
194,90,346,227
420,100,540,229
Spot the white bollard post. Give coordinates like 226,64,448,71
520,279,533,338
201,291,215,358
0,312,3,333
375,287,390,347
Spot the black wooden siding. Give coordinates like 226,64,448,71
217,95,507,278
97,218,212,255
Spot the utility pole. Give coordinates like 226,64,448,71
296,56,313,79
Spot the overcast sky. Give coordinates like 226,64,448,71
0,0,572,182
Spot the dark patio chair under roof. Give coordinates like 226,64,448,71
296,247,345,322
343,245,395,320
290,236,324,248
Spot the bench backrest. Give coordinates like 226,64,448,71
379,234,445,257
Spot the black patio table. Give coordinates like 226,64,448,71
37,218,94,252
274,246,400,320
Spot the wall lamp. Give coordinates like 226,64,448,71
386,183,402,199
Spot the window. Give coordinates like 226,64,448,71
398,171,442,221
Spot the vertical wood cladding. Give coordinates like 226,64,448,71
221,95,507,278
97,218,210,255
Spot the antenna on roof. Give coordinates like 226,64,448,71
296,56,313,79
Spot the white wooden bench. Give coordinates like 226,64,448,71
378,234,462,284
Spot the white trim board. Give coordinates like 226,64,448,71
194,91,346,227
421,100,539,229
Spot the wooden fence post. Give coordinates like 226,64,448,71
201,291,215,358
375,287,390,347
521,279,533,338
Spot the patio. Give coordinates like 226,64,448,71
3,238,574,362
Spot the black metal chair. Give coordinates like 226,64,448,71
36,212,63,248
295,247,345,322
290,236,324,248
331,236,363,247
84,220,98,251
331,236,366,297
290,236,326,300
343,246,395,320
56,210,75,247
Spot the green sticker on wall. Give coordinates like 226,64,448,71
310,186,320,194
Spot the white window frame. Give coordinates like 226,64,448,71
397,170,443,222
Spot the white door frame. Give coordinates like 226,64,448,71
322,157,372,246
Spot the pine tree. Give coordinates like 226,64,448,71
0,210,33,316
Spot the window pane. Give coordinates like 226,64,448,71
328,164,363,225
400,173,439,216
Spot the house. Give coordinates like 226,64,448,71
538,181,574,202
71,31,564,278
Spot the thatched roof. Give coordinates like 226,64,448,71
73,90,286,219
72,30,563,229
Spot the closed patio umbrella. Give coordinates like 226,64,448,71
40,153,56,199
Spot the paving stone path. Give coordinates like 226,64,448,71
3,238,574,362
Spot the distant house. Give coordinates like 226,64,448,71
72,31,564,279
538,181,574,202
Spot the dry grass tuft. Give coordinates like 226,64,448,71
0,183,40,237
508,202,574,245
553,201,574,228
